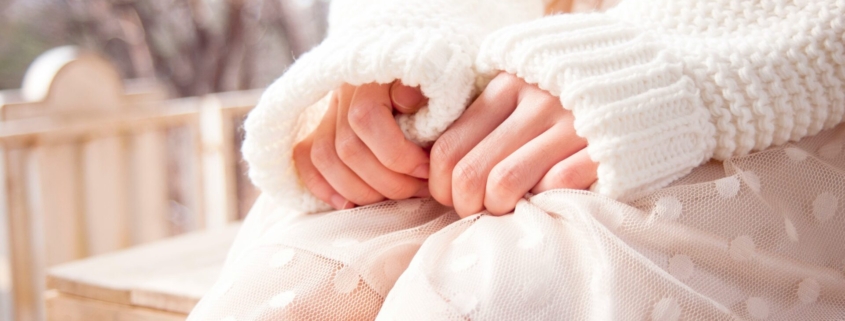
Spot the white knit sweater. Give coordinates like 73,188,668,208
242,0,845,212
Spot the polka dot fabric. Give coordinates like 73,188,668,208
188,197,456,320
189,123,845,320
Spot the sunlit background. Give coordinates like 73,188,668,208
0,1,330,320
0,0,328,95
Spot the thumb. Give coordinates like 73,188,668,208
390,81,427,114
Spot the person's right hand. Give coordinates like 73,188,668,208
293,82,431,210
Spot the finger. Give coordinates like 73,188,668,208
390,81,427,114
347,83,430,178
429,74,523,207
531,148,598,193
294,136,345,209
294,92,347,209
335,133,427,200
484,121,586,215
450,86,562,217
335,88,427,200
413,183,431,198
311,92,385,207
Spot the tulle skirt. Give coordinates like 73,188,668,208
188,124,845,320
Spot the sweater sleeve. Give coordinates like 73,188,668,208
476,0,845,200
242,0,546,213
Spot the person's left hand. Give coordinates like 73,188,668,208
429,73,598,218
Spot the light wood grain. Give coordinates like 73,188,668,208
1,47,133,321
200,96,238,229
167,125,204,233
131,130,170,244
2,148,44,321
19,46,123,116
46,291,186,321
30,143,86,266
0,149,16,321
83,135,131,256
47,223,239,314
1,46,261,321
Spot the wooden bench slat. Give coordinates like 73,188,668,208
47,223,239,314
3,148,45,321
83,136,131,256
130,130,170,244
1,47,262,320
31,143,87,265
46,291,186,321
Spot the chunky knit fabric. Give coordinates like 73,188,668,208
243,0,845,210
477,0,845,199
192,1,845,320
241,0,545,212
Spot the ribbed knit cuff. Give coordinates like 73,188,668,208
477,13,717,200
242,21,478,213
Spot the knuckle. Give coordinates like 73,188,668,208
431,134,462,168
453,161,483,193
495,72,521,87
309,138,335,169
347,101,377,129
380,148,408,172
537,91,561,107
380,180,414,200
488,164,523,198
335,132,365,162
487,72,522,92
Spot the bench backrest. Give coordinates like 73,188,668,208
0,46,261,321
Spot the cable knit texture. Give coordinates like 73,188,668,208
476,0,845,200
242,0,545,213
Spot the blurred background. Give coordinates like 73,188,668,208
0,0,328,95
0,0,331,320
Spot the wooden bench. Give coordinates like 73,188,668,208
45,224,239,320
0,46,259,320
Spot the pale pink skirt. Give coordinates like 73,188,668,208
189,124,845,320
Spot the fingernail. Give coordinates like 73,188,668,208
330,194,348,210
410,163,430,179
391,83,426,113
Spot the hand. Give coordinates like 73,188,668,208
430,73,598,217
293,81,431,210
